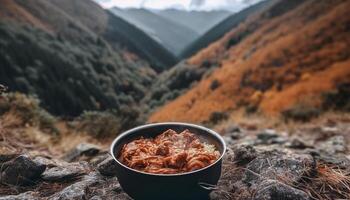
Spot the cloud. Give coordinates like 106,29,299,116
93,0,262,11
190,0,206,8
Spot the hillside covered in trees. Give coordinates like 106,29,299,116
0,0,173,130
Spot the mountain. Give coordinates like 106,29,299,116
50,0,177,71
110,8,199,56
153,9,231,35
149,0,350,123
102,11,177,71
180,0,273,59
0,0,164,129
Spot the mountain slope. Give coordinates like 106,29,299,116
153,9,231,35
103,11,177,71
180,0,273,59
0,0,157,124
150,0,350,123
110,8,199,56
47,0,177,71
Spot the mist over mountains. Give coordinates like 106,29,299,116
110,7,231,55
94,0,262,12
110,8,200,56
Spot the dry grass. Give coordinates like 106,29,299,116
52,121,107,154
298,164,350,200
213,109,350,136
0,117,50,155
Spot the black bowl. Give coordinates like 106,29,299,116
110,122,226,200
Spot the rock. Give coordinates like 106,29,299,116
33,156,59,168
257,129,279,141
224,124,243,140
224,148,235,163
223,135,235,146
317,135,346,154
90,196,103,200
244,149,315,185
85,178,130,200
253,180,309,200
233,145,257,165
62,143,101,162
313,152,350,169
225,124,241,133
287,138,312,149
97,156,118,176
0,192,39,200
42,163,87,182
321,127,339,134
50,172,102,200
90,153,111,167
0,154,19,163
0,155,46,186
269,137,288,145
230,131,244,140
256,129,286,145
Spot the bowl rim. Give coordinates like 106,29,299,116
110,122,227,177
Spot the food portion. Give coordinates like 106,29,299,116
118,129,220,174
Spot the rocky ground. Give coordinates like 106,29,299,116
1,117,350,199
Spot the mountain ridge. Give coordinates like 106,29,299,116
110,7,199,56
152,9,231,35
180,0,274,59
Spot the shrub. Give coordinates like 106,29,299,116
73,111,121,138
73,107,141,138
282,105,320,122
245,104,258,114
210,80,220,90
322,83,350,111
209,111,229,125
0,93,59,135
200,60,212,68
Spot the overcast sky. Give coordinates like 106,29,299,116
93,0,261,11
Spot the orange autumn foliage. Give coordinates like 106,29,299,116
150,0,350,123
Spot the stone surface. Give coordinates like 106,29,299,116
63,143,101,162
318,135,346,154
257,129,279,140
90,153,111,167
224,124,242,139
313,152,350,169
0,155,46,186
33,156,60,168
253,180,309,200
244,149,315,185
49,172,102,200
1,120,350,200
42,164,87,182
287,138,311,149
233,145,257,165
97,156,118,176
256,129,287,145
0,192,39,200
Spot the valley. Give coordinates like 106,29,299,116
0,0,350,199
